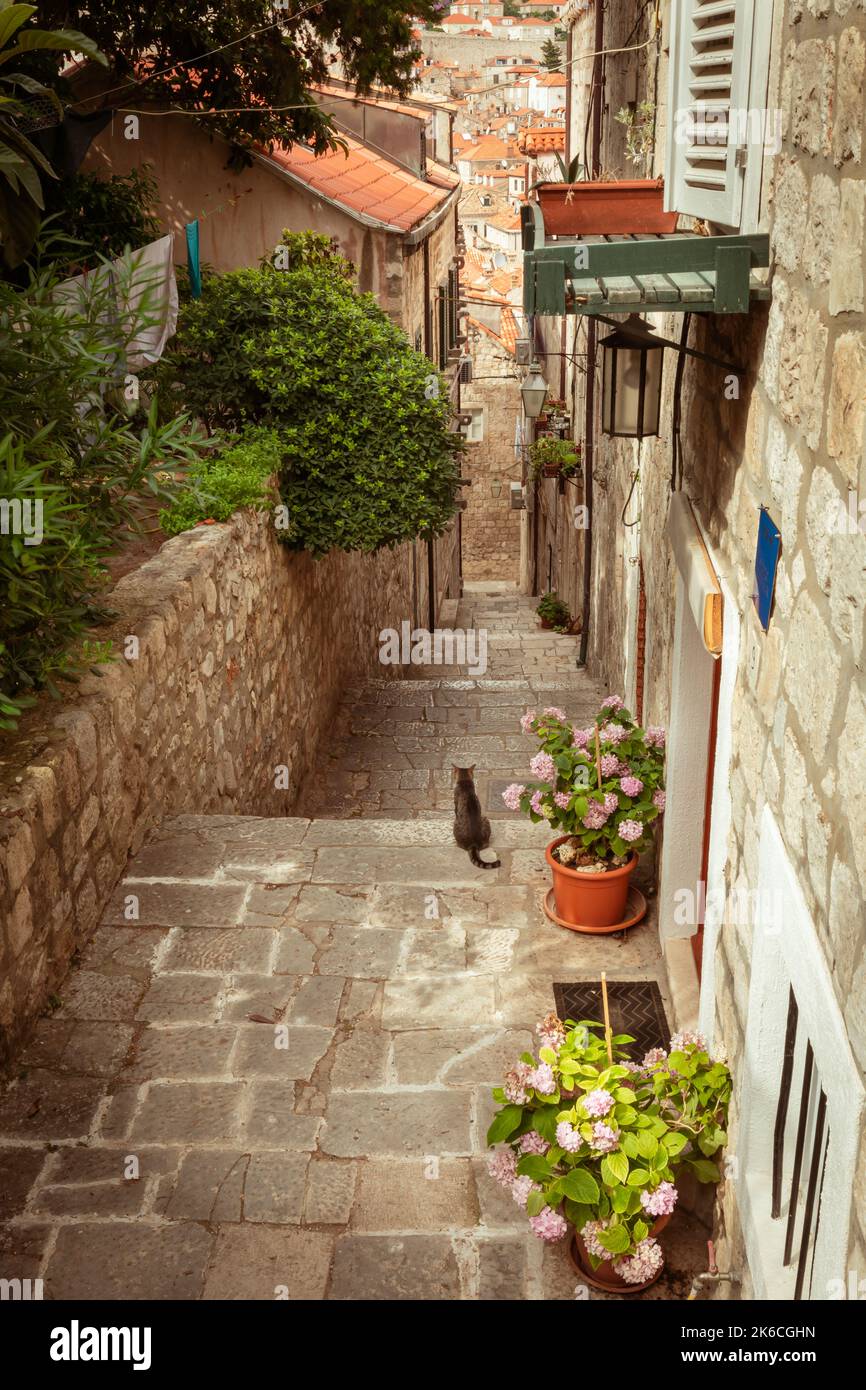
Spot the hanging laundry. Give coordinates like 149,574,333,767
185,220,202,299
53,233,179,370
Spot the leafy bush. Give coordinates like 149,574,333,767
41,166,161,276
536,592,571,630
159,429,280,537
529,436,581,480
0,251,209,729
159,231,462,557
485,1017,731,1274
504,699,666,863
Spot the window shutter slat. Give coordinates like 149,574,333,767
666,0,756,228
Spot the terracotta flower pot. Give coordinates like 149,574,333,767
569,1213,671,1294
545,837,637,929
535,180,678,237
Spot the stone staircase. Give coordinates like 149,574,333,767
0,585,705,1300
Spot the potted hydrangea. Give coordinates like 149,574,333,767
502,698,665,930
486,1016,731,1293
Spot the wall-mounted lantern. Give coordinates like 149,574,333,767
600,315,665,439
521,360,549,419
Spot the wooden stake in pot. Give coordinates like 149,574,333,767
594,722,603,790
600,971,613,1064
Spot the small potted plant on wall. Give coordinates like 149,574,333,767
502,699,666,931
486,1016,731,1294
533,136,678,237
530,437,582,481
536,592,572,633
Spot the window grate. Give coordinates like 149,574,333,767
770,984,831,1300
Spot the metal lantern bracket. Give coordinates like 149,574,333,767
523,230,772,321
595,313,744,375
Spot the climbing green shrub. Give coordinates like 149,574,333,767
159,429,281,536
159,232,462,557
0,252,209,730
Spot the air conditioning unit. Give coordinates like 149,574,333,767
514,337,532,366
459,358,473,384
510,482,526,510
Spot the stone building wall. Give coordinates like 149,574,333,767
542,0,866,1290
461,326,523,579
0,516,414,1066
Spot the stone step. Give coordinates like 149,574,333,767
167,812,552,851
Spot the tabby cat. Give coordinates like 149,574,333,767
452,764,501,869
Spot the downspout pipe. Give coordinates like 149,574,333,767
577,0,605,670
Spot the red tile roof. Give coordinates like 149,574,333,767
266,135,455,232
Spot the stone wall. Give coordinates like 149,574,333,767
461,326,523,579
543,0,866,1290
0,515,415,1066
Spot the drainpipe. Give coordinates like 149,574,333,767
577,0,605,670
423,238,435,632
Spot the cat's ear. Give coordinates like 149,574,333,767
467,764,476,778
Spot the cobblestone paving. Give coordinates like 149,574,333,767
0,585,706,1299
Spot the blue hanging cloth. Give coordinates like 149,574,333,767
185,220,202,299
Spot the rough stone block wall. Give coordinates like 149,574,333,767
543,0,866,1288
461,328,523,580
0,514,414,1065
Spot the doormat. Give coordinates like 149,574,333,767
552,981,670,1060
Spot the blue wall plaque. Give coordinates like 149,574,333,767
753,507,781,632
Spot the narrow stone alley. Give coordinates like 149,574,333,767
0,586,706,1299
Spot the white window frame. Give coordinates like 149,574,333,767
665,0,775,232
464,406,485,442
737,806,865,1299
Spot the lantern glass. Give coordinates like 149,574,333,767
601,321,664,439
521,362,549,419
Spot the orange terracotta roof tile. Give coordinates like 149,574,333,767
500,305,521,355
517,127,566,154
266,135,454,232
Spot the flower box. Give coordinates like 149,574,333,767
535,179,678,237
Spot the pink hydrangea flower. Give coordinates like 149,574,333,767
520,711,537,734
555,1121,582,1153
580,1219,611,1260
670,1029,707,1053
554,791,571,810
530,790,546,815
642,1048,668,1069
528,1062,556,1095
601,695,624,711
537,1013,566,1051
571,727,592,749
641,1182,678,1217
488,1147,518,1187
652,789,666,811
646,727,666,748
583,801,610,830
603,792,619,814
529,1207,569,1243
620,776,644,797
542,706,567,720
530,752,557,783
614,1237,664,1285
582,1088,614,1118
511,1175,541,1208
504,1061,532,1104
518,1131,549,1156
618,819,643,842
600,722,627,744
600,753,620,777
501,783,525,811
589,1122,620,1153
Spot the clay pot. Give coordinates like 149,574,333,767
569,1213,671,1294
535,180,678,237
545,837,637,929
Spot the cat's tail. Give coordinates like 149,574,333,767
469,845,501,870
